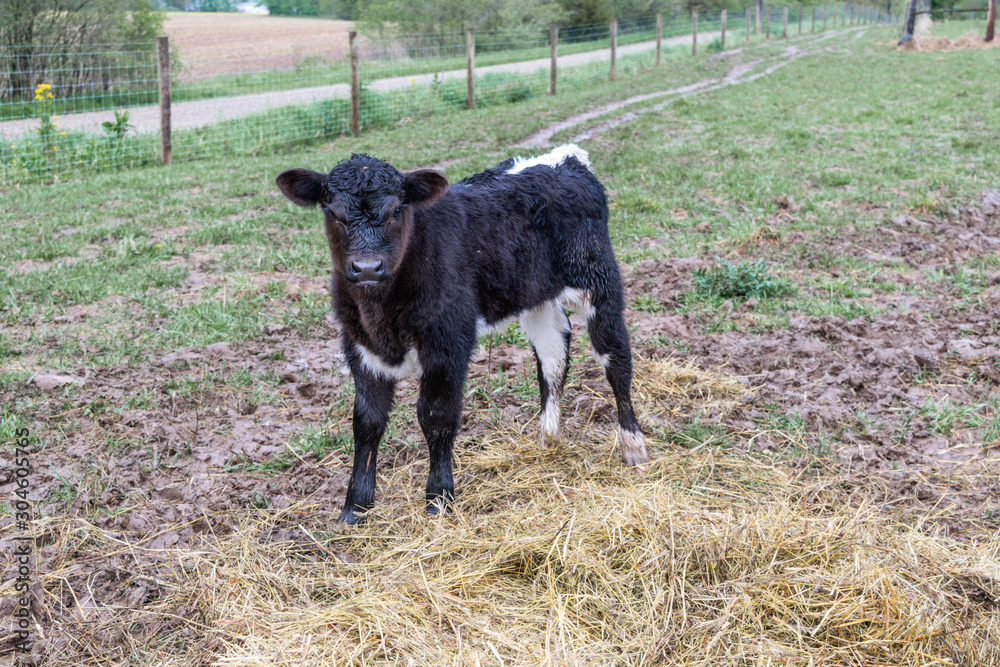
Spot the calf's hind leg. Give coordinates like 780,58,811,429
519,300,572,443
587,289,648,468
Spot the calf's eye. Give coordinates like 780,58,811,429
393,207,402,219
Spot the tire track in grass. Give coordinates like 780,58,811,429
517,29,868,149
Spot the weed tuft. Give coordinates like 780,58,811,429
692,259,795,300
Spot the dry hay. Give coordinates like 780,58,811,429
12,360,1000,665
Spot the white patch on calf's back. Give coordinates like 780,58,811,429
506,144,591,175
355,344,421,381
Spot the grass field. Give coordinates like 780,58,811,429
2,23,1000,665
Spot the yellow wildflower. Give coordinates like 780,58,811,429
60,131,66,136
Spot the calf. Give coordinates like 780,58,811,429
276,144,647,525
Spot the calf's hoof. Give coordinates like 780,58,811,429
536,427,561,448
619,426,649,473
425,491,454,516
336,506,367,526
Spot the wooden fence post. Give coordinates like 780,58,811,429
549,25,558,94
157,36,171,166
746,7,751,45
755,0,761,33
783,6,788,36
987,0,996,41
692,10,698,55
799,6,803,32
721,9,727,49
609,19,617,81
823,3,828,30
466,29,475,110
766,5,770,39
656,13,662,65
349,31,359,133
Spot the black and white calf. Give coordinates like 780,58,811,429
276,144,647,525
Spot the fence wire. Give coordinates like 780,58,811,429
0,7,899,184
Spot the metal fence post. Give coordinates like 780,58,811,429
721,9,727,49
656,13,662,65
157,36,171,166
466,28,475,110
692,10,698,55
609,19,617,81
549,25,558,95
349,31,359,133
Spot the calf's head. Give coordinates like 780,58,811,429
276,154,448,287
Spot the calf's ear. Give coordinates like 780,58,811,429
403,170,449,210
276,168,326,207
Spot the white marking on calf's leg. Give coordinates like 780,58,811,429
519,299,570,441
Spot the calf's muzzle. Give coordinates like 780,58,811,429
346,258,387,285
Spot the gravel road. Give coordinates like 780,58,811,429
0,32,721,138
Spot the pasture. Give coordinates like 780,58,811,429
2,24,1000,665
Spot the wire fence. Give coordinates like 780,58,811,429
0,5,897,184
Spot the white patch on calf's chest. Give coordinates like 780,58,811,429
355,344,422,381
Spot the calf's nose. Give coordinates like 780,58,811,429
347,259,386,284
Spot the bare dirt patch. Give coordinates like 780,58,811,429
164,12,354,79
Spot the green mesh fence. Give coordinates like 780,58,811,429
0,7,895,185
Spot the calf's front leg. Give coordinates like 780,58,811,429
338,368,396,526
417,358,468,515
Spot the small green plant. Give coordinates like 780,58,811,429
102,110,135,139
692,259,795,300
632,294,666,313
919,396,980,436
